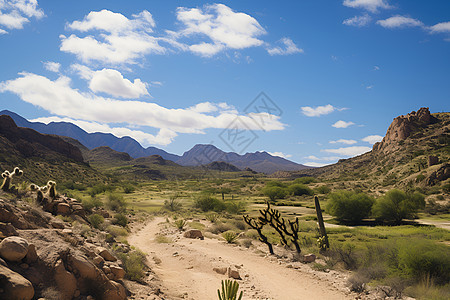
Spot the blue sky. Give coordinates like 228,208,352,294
0,0,449,166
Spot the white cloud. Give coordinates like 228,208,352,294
0,72,285,145
304,155,341,161
366,85,373,89
329,139,357,144
323,146,371,157
332,120,355,128
43,61,61,73
267,38,303,56
429,22,450,33
301,104,337,117
0,0,44,32
377,15,423,29
268,152,292,159
373,65,380,71
30,116,176,146
343,14,371,27
362,134,383,144
303,162,331,168
60,9,165,65
343,0,392,13
89,69,149,99
305,155,319,160
175,4,266,56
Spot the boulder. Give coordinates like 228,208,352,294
24,244,38,264
93,255,105,267
213,267,228,275
97,247,117,262
102,280,127,300
183,229,204,239
0,264,34,300
0,236,29,262
54,259,77,300
227,268,241,280
69,255,97,279
56,203,71,215
50,219,65,229
110,265,125,280
302,254,316,263
0,222,18,238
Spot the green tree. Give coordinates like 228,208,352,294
262,186,287,202
372,189,425,224
288,184,313,196
326,190,374,224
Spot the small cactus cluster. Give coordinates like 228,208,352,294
30,180,57,205
1,167,23,192
217,280,243,300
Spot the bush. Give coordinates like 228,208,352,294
174,219,186,230
113,213,128,227
293,177,317,184
106,192,126,212
315,185,331,194
326,190,375,224
372,189,425,224
123,184,135,194
117,250,146,281
81,196,103,212
222,231,238,243
265,180,287,188
164,193,182,211
194,194,226,212
106,225,128,237
262,186,287,202
288,184,313,196
88,214,104,229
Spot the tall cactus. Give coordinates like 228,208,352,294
217,280,243,300
243,214,274,255
314,196,329,249
47,180,57,199
1,167,23,192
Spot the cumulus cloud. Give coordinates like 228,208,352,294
60,9,165,65
329,139,357,145
267,38,303,55
332,120,355,128
343,0,392,13
268,152,292,159
343,14,372,27
377,15,423,29
174,4,266,56
0,72,285,145
89,69,149,98
30,116,177,146
301,104,338,117
0,0,44,32
303,162,331,167
429,22,450,33
43,61,61,73
362,134,383,144
322,146,371,157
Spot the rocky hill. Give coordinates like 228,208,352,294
291,108,450,191
0,115,103,185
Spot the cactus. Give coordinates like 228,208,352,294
314,196,329,249
174,219,186,231
217,280,243,300
243,214,274,254
47,180,57,199
1,167,23,192
30,183,48,205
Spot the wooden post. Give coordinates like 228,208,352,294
314,196,329,249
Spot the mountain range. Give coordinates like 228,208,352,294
0,110,309,174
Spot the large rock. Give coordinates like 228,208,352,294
227,268,241,280
97,247,117,262
69,255,97,279
183,229,204,239
24,244,38,264
110,265,125,280
0,264,34,300
0,236,29,262
56,203,71,215
102,280,127,300
54,259,77,300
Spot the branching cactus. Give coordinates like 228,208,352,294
47,180,57,199
1,167,23,192
217,280,243,300
30,184,47,204
243,214,274,255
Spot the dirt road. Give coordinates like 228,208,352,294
128,217,352,300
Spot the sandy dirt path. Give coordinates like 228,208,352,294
128,217,352,300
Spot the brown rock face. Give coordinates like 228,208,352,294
0,264,34,300
54,259,77,300
374,107,434,153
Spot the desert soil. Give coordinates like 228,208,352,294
128,217,353,300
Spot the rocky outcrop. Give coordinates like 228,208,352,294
373,107,436,153
426,163,450,185
0,264,34,300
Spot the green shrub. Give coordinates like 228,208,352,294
81,196,103,212
88,184,114,197
117,250,146,281
315,185,331,194
174,219,186,230
416,174,426,182
88,214,104,229
288,184,313,196
194,194,226,212
106,225,128,237
123,184,135,194
326,190,375,224
164,193,182,211
262,186,287,202
293,177,317,184
222,231,238,243
265,180,287,188
106,192,126,212
372,189,425,224
225,201,246,214
218,279,243,300
113,213,128,227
